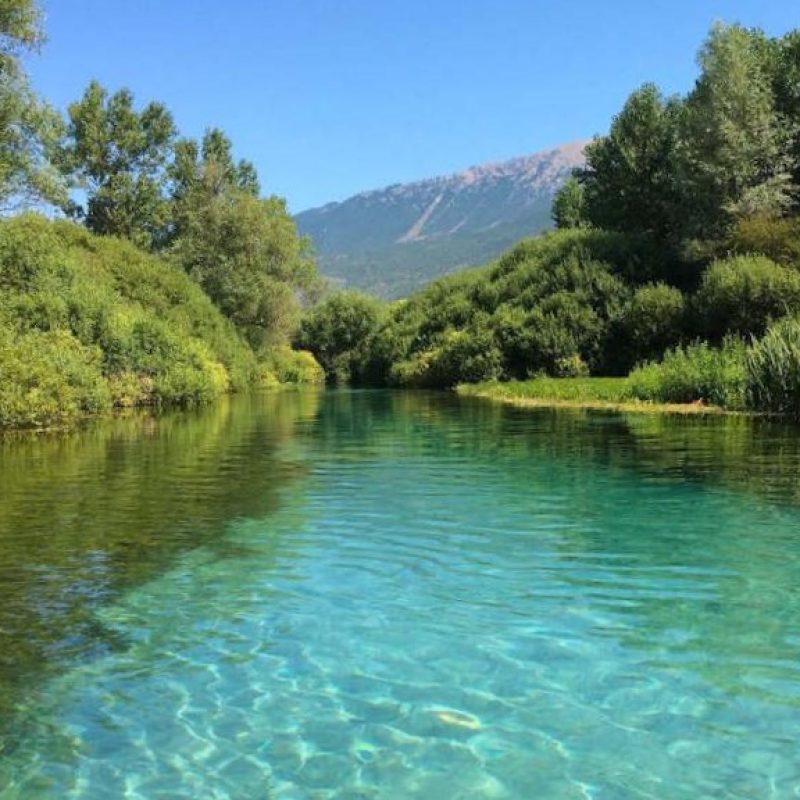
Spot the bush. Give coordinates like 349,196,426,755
730,216,800,267
617,283,685,368
746,317,800,416
389,326,502,388
628,338,748,408
0,328,111,427
374,229,635,385
0,214,261,426
694,254,800,340
295,291,384,383
259,346,324,386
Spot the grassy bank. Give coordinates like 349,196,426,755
456,377,730,415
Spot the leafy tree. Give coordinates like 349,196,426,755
295,290,385,383
581,84,683,241
680,24,791,234
0,0,65,209
58,81,176,249
169,128,259,219
170,185,318,351
168,128,317,350
552,176,587,229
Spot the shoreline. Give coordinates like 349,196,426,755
456,382,746,417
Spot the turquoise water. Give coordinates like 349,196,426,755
2,390,800,798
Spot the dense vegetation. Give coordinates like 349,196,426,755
297,22,800,418
6,5,800,425
0,0,322,428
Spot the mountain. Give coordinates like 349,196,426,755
295,141,587,298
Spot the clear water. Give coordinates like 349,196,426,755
2,390,800,798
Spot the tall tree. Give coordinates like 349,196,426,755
552,175,587,229
580,83,683,241
169,129,318,350
680,24,791,232
58,81,176,249
0,0,65,210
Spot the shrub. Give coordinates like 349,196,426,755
628,337,748,408
694,254,800,340
617,283,685,368
295,291,384,383
388,326,502,388
730,216,800,267
260,346,324,386
746,317,800,416
0,214,263,425
0,329,111,427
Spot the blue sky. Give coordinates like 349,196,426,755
27,1,799,212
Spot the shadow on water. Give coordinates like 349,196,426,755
0,390,322,740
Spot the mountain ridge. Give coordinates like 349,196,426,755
295,140,587,297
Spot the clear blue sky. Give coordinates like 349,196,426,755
26,0,799,212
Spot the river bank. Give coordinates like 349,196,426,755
456,377,740,416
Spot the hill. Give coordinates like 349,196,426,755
295,141,586,297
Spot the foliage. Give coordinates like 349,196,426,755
552,176,587,229
577,24,799,256
746,317,800,416
58,81,176,249
694,254,800,340
167,129,317,350
0,0,65,209
0,214,259,427
617,283,686,368
729,215,800,265
295,290,385,383
0,327,110,427
363,229,642,387
628,338,749,408
581,84,683,242
258,346,324,387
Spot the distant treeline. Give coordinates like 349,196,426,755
298,23,800,417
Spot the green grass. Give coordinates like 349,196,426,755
457,376,730,415
459,376,630,402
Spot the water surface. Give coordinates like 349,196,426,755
2,390,800,798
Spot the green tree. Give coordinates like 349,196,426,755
58,81,176,249
295,290,385,383
169,128,317,350
169,128,259,217
680,24,791,234
581,84,683,241
0,0,65,209
552,175,587,229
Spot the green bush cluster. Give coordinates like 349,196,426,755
300,227,800,394
694,255,800,341
294,290,385,384
628,338,749,409
0,214,262,427
258,346,325,387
